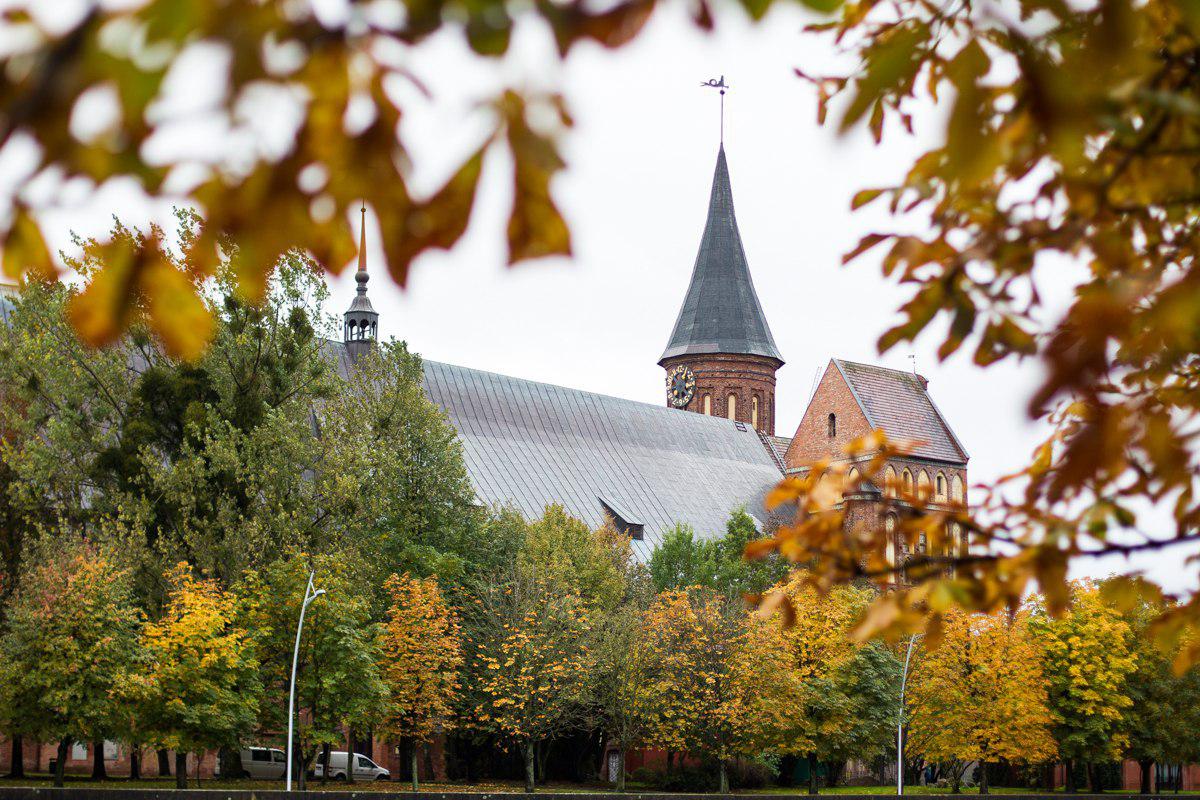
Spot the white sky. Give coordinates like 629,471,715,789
16,0,1195,593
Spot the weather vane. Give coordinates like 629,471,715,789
701,75,729,144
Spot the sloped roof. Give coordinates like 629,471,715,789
833,359,968,464
418,358,784,557
660,146,783,365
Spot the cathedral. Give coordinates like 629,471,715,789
331,143,970,557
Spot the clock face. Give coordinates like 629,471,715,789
666,365,696,408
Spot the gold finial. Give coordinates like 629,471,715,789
357,202,368,277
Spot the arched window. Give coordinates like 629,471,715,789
884,465,898,498
917,532,928,554
703,394,711,415
902,469,914,496
828,412,837,438
917,470,931,499
751,395,760,429
727,393,737,420
847,467,860,495
885,514,897,571
951,475,965,504
936,472,947,500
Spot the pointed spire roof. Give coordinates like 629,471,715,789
346,203,376,316
659,145,783,365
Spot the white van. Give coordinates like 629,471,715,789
313,751,390,781
214,747,287,779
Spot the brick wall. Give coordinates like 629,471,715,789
660,353,780,435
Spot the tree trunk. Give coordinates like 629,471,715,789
1065,758,1076,794
411,743,419,791
157,749,171,777
1140,759,1153,794
951,762,962,794
666,750,675,775
979,762,988,795
1087,762,1097,794
297,747,307,791
536,739,550,784
719,760,730,794
320,742,331,785
196,750,204,788
54,738,70,787
807,752,819,795
129,747,140,780
174,752,187,790
344,727,355,784
217,746,241,781
91,739,107,779
7,734,23,778
616,749,626,793
523,740,536,794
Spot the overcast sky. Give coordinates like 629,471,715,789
22,0,1193,592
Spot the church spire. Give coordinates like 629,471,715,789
659,145,783,365
344,203,379,357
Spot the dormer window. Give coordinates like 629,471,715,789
828,413,836,438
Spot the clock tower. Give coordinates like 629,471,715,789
660,145,783,435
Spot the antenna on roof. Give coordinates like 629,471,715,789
701,75,729,145
908,353,917,374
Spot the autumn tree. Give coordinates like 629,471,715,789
241,552,386,789
377,573,463,791
1028,583,1136,792
467,564,593,793
127,564,260,788
906,610,1056,794
0,537,142,787
633,589,747,792
774,575,881,794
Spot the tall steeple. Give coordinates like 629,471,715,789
659,145,783,434
344,203,379,360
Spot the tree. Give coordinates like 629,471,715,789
634,589,745,792
241,552,386,789
1028,583,1136,792
1104,582,1200,793
0,537,142,787
127,564,260,788
752,0,1200,660
776,575,875,795
377,573,463,790
906,610,1056,794
467,563,593,793
648,523,717,593
711,509,791,598
319,342,484,593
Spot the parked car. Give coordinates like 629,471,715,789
214,747,287,780
313,751,390,781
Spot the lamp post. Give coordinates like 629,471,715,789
897,633,923,796
286,570,325,792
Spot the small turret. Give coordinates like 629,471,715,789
344,204,378,360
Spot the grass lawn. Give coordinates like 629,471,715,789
0,776,1196,795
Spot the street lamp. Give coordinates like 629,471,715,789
897,633,923,796
286,570,325,792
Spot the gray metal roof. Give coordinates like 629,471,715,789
660,146,783,365
419,358,784,557
833,359,968,464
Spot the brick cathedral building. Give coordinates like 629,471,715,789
361,142,972,560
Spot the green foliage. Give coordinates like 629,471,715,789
240,552,386,767
648,523,717,593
